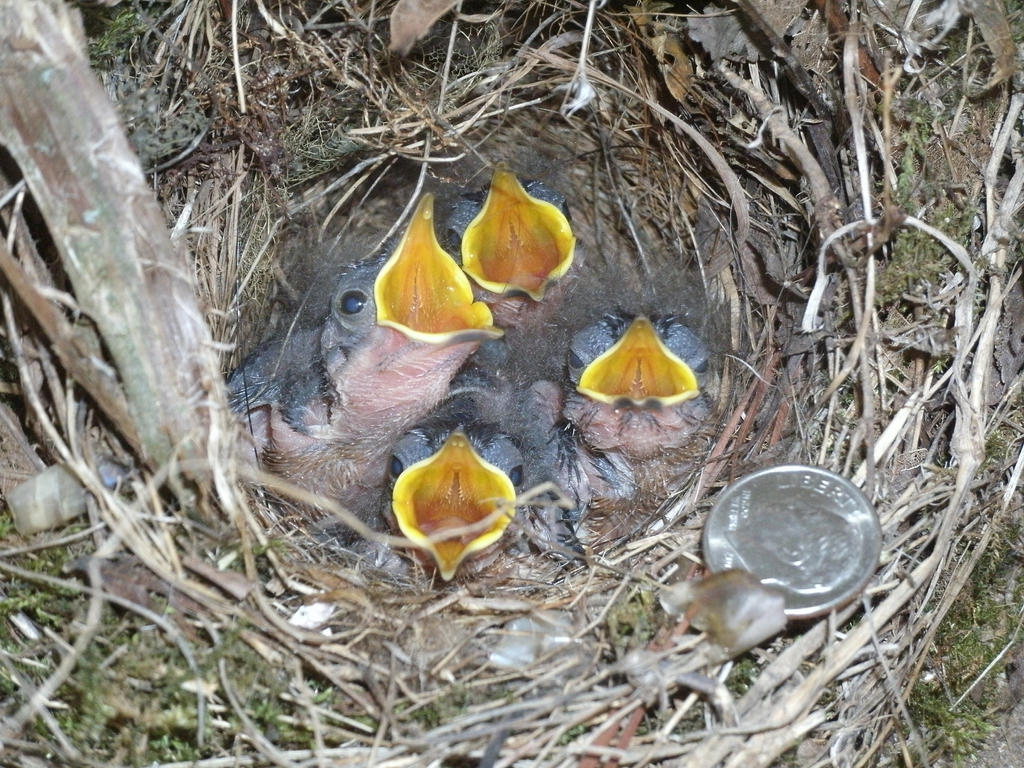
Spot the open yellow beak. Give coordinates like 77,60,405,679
461,166,576,301
391,432,517,580
577,316,700,406
376,195,503,343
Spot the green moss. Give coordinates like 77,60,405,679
878,200,976,307
49,616,335,762
907,517,1024,762
0,546,347,764
81,3,150,71
402,686,471,730
0,511,16,540
557,723,589,745
984,420,1021,471
0,557,81,633
147,733,201,762
606,585,658,650
725,656,759,697
877,33,995,309
908,684,992,763
891,99,939,207
50,624,202,763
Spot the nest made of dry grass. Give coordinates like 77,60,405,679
1,0,1023,766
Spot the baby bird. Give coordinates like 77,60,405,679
371,353,582,580
386,401,525,580
228,256,379,452
553,311,713,544
229,194,501,511
565,313,710,458
442,165,576,327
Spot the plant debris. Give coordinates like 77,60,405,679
0,0,1022,765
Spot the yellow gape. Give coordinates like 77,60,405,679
391,432,517,580
376,194,502,343
577,316,700,406
461,166,575,300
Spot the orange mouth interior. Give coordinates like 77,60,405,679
577,316,700,406
376,194,502,343
391,432,517,580
461,166,575,300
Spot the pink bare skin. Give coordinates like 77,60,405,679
562,393,710,459
259,326,481,507
477,279,570,329
549,390,711,544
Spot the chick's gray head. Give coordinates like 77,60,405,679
563,312,711,458
388,421,525,491
567,312,709,388
318,255,382,374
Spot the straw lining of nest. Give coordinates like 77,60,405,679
1,0,1022,765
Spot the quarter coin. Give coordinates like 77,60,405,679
702,465,882,619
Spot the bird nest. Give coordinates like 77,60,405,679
1,0,1022,765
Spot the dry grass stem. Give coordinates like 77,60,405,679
0,0,1021,765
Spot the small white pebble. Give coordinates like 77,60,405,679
288,601,336,631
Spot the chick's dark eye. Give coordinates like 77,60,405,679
568,349,585,370
389,455,404,478
509,465,524,487
339,290,367,315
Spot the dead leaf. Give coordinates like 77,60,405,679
68,556,206,641
630,3,695,101
687,5,760,63
183,556,256,601
656,33,694,101
971,0,1017,88
389,0,460,57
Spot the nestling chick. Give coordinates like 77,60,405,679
553,312,713,544
442,164,576,327
565,313,710,458
375,350,584,580
386,407,525,580
229,194,501,511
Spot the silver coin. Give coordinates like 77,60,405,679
702,465,882,619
